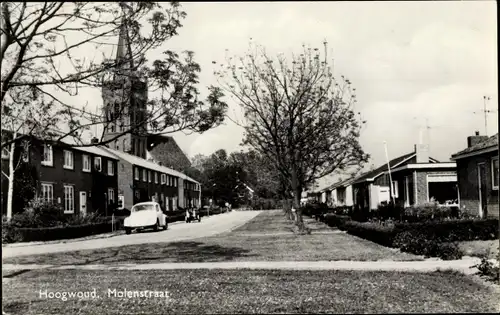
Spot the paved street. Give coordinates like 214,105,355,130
2,210,261,259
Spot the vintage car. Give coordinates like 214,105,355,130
124,202,168,234
185,208,201,223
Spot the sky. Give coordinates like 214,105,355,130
27,1,496,190
162,1,498,189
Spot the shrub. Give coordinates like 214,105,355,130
9,198,66,228
323,214,351,230
343,221,397,247
395,218,498,242
473,257,499,283
2,222,117,243
392,231,463,260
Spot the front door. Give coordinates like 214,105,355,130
478,163,488,217
80,191,87,215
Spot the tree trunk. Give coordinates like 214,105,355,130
290,169,305,231
6,141,15,221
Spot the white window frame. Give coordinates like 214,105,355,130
64,185,75,214
82,154,91,172
108,188,115,204
41,183,54,203
41,144,53,166
155,172,158,184
107,160,114,176
174,178,177,187
142,169,147,182
391,181,399,198
148,170,152,183
63,150,74,170
161,174,166,185
492,156,499,190
134,167,140,180
94,157,102,172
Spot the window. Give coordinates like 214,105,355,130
63,150,73,169
161,174,166,184
64,185,74,213
148,170,152,183
41,183,53,203
174,178,177,187
94,157,102,172
41,144,53,166
82,154,91,172
492,157,499,190
142,169,147,182
107,160,114,176
391,181,399,198
155,172,158,184
108,188,115,204
115,140,119,151
134,167,140,180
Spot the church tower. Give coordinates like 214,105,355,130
101,16,148,159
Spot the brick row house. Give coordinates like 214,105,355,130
314,143,459,211
1,136,119,216
99,147,201,212
451,132,499,218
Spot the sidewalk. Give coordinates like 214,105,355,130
1,256,485,275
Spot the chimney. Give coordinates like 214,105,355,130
414,144,429,163
467,131,488,148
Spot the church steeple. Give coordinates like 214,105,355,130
115,16,135,72
101,5,148,160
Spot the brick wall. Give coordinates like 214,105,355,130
456,151,499,218
2,140,118,216
147,135,191,172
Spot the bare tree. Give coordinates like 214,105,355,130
214,41,369,230
1,2,228,219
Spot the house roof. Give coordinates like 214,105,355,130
101,147,200,184
352,152,417,184
451,133,498,160
73,145,120,160
235,182,255,193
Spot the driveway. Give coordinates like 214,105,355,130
2,210,261,259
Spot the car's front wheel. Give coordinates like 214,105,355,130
153,220,159,232
125,228,131,235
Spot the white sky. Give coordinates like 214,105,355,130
62,1,498,189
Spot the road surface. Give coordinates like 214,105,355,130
2,210,261,259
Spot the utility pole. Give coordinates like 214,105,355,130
384,141,396,205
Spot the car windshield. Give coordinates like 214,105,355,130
132,204,155,212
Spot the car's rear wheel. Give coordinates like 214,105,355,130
125,228,131,235
163,222,168,230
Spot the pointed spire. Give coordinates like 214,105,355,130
115,5,134,71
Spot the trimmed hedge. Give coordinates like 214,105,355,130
394,219,499,242
2,220,122,243
322,214,498,260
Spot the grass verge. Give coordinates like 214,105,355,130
2,269,498,314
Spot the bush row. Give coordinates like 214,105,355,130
323,214,499,260
2,219,122,243
3,206,228,244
